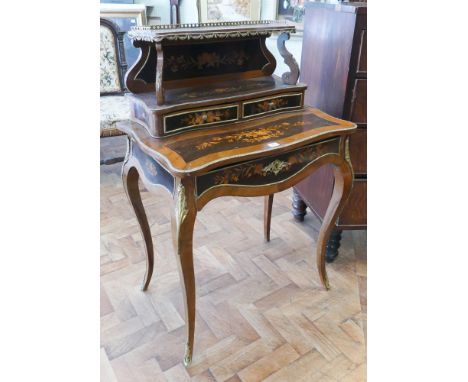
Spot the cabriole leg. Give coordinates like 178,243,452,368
171,178,197,367
316,145,353,290
264,194,274,242
122,164,154,291
326,229,343,263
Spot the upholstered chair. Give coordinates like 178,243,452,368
100,18,130,164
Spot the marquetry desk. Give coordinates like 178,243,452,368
118,108,355,366
116,20,356,366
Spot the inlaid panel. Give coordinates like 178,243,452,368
162,38,271,81
243,93,303,118
164,104,239,134
132,143,175,193
167,111,335,163
132,101,151,130
196,138,340,196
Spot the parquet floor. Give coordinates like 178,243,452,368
100,138,367,382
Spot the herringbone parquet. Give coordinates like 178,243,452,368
100,139,367,382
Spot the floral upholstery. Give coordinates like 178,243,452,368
100,96,131,137
100,25,122,94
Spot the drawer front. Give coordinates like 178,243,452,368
164,104,239,134
196,138,339,197
349,128,367,174
242,93,303,118
349,79,367,124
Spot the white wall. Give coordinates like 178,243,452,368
135,0,275,25
134,0,170,24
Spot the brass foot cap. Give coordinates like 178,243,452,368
183,344,192,367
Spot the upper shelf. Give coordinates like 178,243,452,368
128,20,296,42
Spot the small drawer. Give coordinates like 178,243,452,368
164,104,239,134
242,93,303,118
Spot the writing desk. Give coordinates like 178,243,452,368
118,107,355,365
117,20,356,366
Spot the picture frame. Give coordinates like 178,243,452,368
100,4,147,68
198,0,262,23
276,0,306,34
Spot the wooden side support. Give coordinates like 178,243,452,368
155,42,165,105
277,32,300,85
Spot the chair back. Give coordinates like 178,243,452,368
100,18,127,95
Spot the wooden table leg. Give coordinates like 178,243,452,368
316,141,354,290
122,164,155,291
171,178,197,367
264,194,274,242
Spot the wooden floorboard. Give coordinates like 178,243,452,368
101,143,367,382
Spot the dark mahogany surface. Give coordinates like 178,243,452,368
295,1,367,230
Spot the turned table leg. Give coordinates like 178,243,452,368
264,194,274,242
171,178,197,367
326,229,343,263
292,188,307,222
122,164,155,291
316,151,353,290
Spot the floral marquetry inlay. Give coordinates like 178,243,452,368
165,50,249,73
145,160,158,176
211,157,292,186
196,138,341,196
182,108,235,126
255,98,288,113
195,121,304,150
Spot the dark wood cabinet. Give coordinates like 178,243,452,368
293,1,367,261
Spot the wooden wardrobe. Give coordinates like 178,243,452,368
292,1,367,261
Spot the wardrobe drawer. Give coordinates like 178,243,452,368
338,179,367,227
242,93,303,118
349,79,367,124
163,104,239,134
356,29,367,74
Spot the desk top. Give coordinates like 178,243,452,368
119,107,356,175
